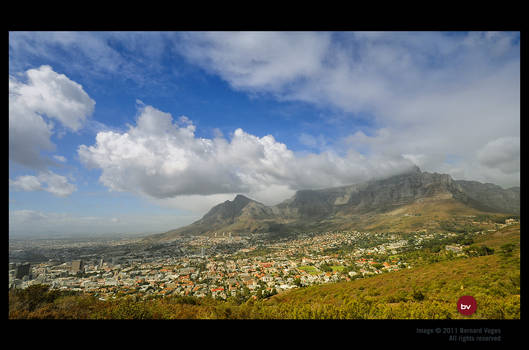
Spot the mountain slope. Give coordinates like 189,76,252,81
148,167,519,240
259,224,520,319
281,166,519,217
453,180,520,214
149,195,276,240
13,225,518,319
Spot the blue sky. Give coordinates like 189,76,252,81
9,31,520,237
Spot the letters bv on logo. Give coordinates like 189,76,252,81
457,296,477,315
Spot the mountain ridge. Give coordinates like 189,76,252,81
148,166,519,241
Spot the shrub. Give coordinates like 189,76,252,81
412,289,426,301
500,243,516,256
477,245,495,256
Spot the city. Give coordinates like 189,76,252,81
9,216,519,302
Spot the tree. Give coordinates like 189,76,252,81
477,245,494,256
459,237,474,246
319,263,332,272
430,245,441,253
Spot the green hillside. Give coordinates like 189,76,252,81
9,225,520,319
256,224,520,319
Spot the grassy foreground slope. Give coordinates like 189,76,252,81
258,224,520,319
9,225,520,319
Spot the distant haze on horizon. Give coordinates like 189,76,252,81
9,31,520,237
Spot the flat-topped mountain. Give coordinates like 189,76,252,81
148,166,519,241
275,166,458,217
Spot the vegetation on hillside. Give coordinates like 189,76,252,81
9,225,520,320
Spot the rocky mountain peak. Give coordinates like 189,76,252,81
233,194,251,203
151,167,519,240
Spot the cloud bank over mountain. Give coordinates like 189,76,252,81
78,104,416,205
175,31,520,189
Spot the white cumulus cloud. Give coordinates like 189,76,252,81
9,65,95,169
78,104,415,205
10,171,76,197
10,65,94,132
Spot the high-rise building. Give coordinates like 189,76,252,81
15,263,31,279
71,260,84,274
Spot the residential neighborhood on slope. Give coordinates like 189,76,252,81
9,217,519,301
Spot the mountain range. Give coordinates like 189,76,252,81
148,166,519,241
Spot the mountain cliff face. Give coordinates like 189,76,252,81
156,195,274,237
200,195,262,225
150,166,520,240
452,180,520,214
